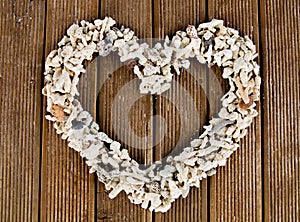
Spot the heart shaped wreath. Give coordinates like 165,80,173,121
42,17,260,212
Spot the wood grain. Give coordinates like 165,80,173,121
97,1,153,221
40,1,99,221
0,0,45,221
0,0,299,221
207,1,263,221
153,0,208,221
260,0,300,221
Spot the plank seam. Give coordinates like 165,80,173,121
94,2,101,221
204,2,210,220
39,0,48,221
152,1,156,222
205,1,211,222
257,0,265,221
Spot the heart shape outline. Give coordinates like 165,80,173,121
42,17,260,212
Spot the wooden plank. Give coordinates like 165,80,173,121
153,0,208,221
207,1,262,221
0,0,45,221
260,0,300,221
1,0,298,221
40,1,99,221
97,1,153,221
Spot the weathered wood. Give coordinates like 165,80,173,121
153,0,208,221
207,1,263,221
97,1,153,221
40,1,99,221
0,0,45,221
260,0,300,221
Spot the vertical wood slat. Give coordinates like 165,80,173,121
0,1,45,221
40,1,99,221
153,1,208,221
97,1,153,221
260,0,300,221
207,1,262,221
0,0,298,221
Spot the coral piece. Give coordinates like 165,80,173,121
43,17,260,213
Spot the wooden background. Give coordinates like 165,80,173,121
0,0,299,221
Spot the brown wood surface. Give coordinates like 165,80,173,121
0,0,299,221
207,1,263,221
97,1,153,221
0,0,45,221
153,1,209,222
260,0,299,221
40,1,99,221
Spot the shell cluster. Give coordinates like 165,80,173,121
42,17,260,212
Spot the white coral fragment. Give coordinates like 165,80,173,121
42,17,260,213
